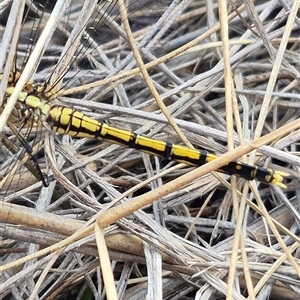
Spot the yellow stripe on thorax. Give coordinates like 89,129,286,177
5,86,51,121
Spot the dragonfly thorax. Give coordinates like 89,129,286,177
4,85,51,128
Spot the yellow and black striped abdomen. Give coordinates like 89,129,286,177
46,106,288,187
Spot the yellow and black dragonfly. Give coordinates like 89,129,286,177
0,0,290,201
2,74,289,188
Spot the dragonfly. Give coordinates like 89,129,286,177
0,0,290,200
1,70,289,190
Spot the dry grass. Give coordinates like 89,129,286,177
1,0,300,299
